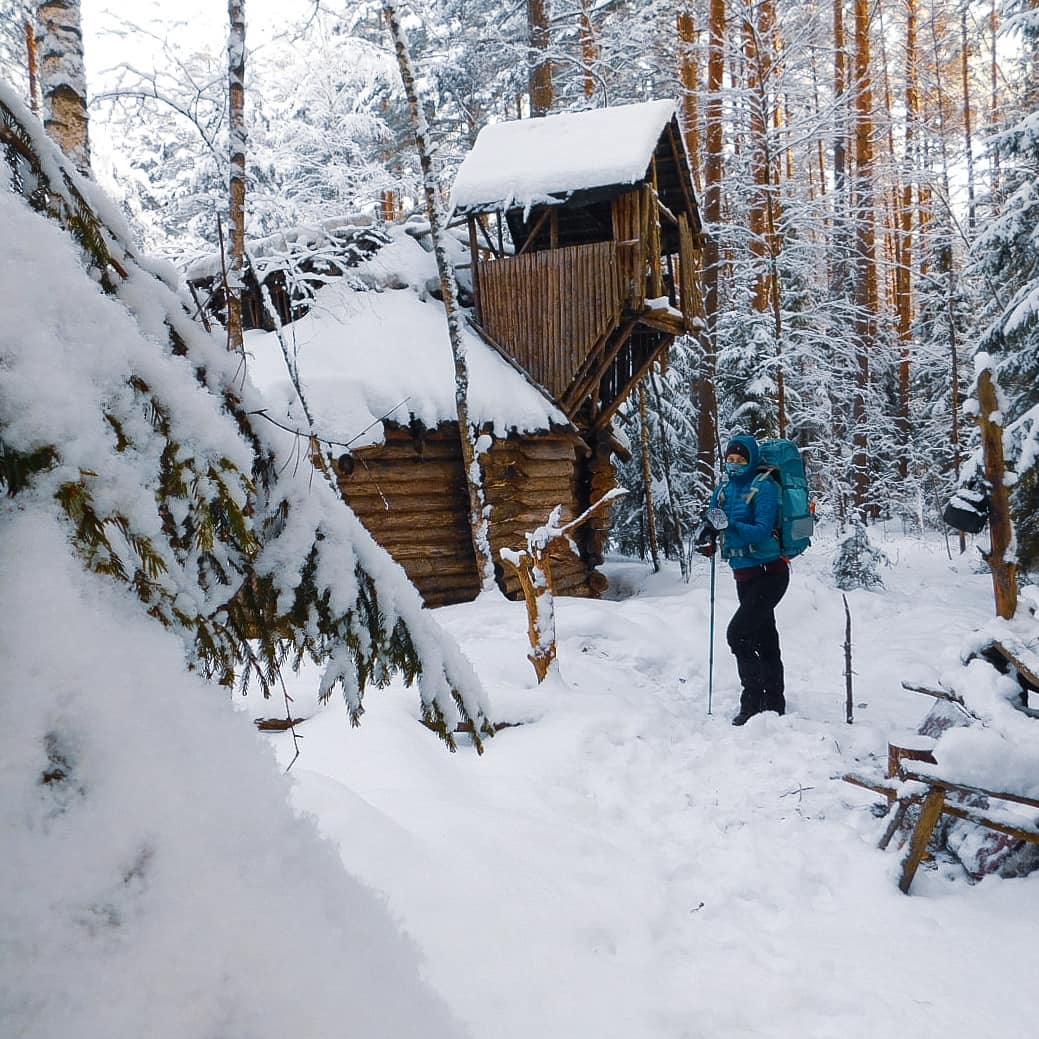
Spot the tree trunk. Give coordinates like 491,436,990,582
676,7,702,195
226,0,246,356
650,369,688,580
960,5,976,234
527,0,552,116
898,0,921,477
698,0,724,492
35,0,90,174
25,19,40,114
851,0,876,515
384,2,496,593
975,368,1017,620
832,0,849,298
638,380,660,572
580,0,597,101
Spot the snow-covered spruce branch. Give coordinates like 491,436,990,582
0,84,491,751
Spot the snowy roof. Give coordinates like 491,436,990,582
450,100,678,216
183,213,380,282
244,227,566,445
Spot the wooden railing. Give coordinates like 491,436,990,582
477,239,645,400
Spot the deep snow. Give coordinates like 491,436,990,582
260,528,1039,1039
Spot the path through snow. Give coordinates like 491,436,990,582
269,532,1037,1038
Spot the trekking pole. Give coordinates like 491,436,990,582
700,507,728,717
707,550,717,715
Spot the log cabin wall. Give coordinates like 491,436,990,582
338,423,612,607
338,426,480,608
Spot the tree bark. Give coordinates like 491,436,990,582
638,380,661,572
677,7,701,195
25,19,39,114
851,0,876,515
580,0,597,101
698,0,724,492
527,0,552,116
35,0,90,174
897,0,921,477
960,5,976,234
226,0,246,356
975,368,1018,620
384,2,496,593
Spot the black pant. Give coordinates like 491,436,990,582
726,567,789,716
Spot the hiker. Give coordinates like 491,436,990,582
697,435,789,726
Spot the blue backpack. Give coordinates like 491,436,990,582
755,439,814,558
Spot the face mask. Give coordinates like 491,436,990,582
725,461,749,478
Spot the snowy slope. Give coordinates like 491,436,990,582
263,530,1039,1039
0,510,467,1039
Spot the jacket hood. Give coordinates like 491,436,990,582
725,435,760,481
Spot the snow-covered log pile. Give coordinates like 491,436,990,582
184,214,393,331
910,586,1039,880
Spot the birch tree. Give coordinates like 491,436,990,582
383,2,496,593
226,0,246,355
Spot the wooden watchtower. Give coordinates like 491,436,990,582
450,99,705,436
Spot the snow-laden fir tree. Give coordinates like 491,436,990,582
0,84,490,750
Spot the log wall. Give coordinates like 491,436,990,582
338,424,614,607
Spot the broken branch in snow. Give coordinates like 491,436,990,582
500,489,626,683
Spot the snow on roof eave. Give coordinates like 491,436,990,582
451,180,647,220
450,99,677,217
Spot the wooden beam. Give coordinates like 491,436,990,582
898,786,946,893
468,218,482,325
638,307,686,336
592,335,675,433
563,317,639,421
475,215,502,258
900,770,1039,811
516,208,552,257
667,119,700,233
900,680,964,703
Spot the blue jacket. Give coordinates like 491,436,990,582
710,435,781,569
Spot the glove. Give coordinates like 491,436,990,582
694,515,718,557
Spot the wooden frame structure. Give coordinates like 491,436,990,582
453,108,705,437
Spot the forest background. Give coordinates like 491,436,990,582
2,0,1038,576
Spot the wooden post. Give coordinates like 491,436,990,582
898,786,946,893
467,217,482,325
975,367,1018,619
842,593,853,724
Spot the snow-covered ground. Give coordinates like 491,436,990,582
262,529,1038,1039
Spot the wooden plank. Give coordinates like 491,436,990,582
899,680,964,704
468,218,482,324
898,786,946,894
941,803,1039,844
900,770,1039,811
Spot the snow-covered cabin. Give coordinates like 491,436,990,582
241,223,617,607
196,101,704,608
450,99,705,434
